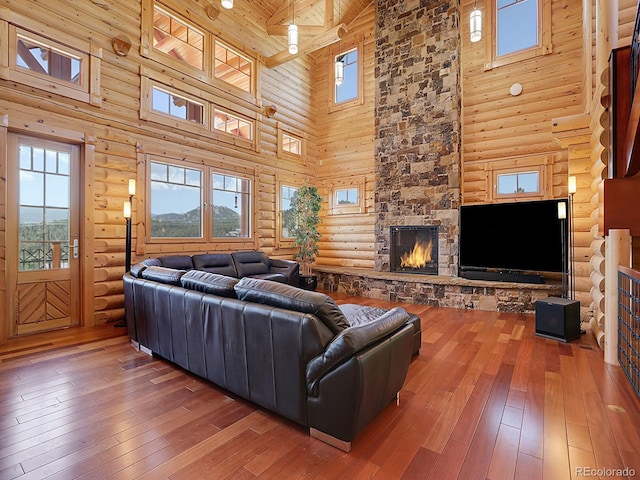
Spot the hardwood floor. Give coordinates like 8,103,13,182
1,293,639,480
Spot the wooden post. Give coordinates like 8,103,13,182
604,229,631,365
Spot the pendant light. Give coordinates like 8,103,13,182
221,0,233,9
470,0,482,43
335,0,344,86
288,1,298,54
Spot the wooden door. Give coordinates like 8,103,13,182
7,134,81,335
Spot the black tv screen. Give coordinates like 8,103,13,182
459,199,569,274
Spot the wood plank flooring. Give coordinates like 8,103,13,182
1,293,639,479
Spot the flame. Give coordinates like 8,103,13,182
400,239,432,268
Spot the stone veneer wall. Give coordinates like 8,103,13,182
374,0,461,276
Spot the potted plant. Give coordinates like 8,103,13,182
289,184,322,290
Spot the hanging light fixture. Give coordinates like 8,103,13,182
221,0,233,9
288,1,298,54
335,0,344,86
470,0,482,43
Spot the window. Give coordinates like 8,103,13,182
142,0,256,99
484,0,552,70
140,71,256,149
151,86,205,124
17,35,81,85
496,171,539,195
335,47,358,104
277,125,306,161
153,6,204,70
212,173,251,238
496,0,538,56
329,182,365,215
280,184,297,239
146,158,255,244
282,134,301,155
0,16,101,105
213,108,253,139
214,41,252,93
149,161,202,238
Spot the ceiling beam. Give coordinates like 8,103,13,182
265,23,347,68
267,0,324,26
325,0,334,27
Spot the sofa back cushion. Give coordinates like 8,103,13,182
158,255,194,270
129,258,162,278
141,266,186,286
180,270,238,297
234,277,349,335
192,253,238,277
232,251,270,277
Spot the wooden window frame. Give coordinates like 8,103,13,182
329,179,365,215
486,154,557,202
484,0,552,71
0,12,101,106
144,156,256,246
329,37,364,112
140,68,257,150
277,123,307,162
141,0,256,103
210,169,253,242
146,158,206,244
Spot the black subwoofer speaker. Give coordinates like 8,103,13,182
535,297,581,342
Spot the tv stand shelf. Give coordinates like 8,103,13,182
461,270,545,284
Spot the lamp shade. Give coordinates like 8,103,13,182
335,59,344,86
288,23,298,54
557,201,566,220
568,175,577,194
128,178,136,196
221,0,233,9
123,201,132,219
470,8,482,43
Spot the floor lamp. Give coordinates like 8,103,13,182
115,179,136,328
557,200,568,299
568,176,576,300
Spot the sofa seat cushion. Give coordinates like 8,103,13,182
234,277,350,335
141,266,186,286
339,304,389,327
248,273,289,283
180,270,239,297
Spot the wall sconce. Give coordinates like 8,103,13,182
221,0,233,9
205,4,220,20
264,105,278,118
112,34,132,56
470,1,482,43
124,179,135,273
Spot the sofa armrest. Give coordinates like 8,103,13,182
306,307,411,394
306,321,413,443
269,258,300,286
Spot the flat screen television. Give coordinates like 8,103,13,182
459,199,569,277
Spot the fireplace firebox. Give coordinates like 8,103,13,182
390,226,439,275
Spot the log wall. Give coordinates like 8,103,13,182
314,4,376,269
0,0,317,338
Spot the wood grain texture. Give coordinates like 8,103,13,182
1,294,639,479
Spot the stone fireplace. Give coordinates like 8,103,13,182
374,0,460,277
390,226,438,275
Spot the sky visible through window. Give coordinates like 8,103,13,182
336,48,358,103
497,0,538,57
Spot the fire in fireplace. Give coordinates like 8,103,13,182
390,226,439,275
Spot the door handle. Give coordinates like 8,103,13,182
73,239,79,259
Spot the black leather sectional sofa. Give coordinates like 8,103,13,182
123,252,421,451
